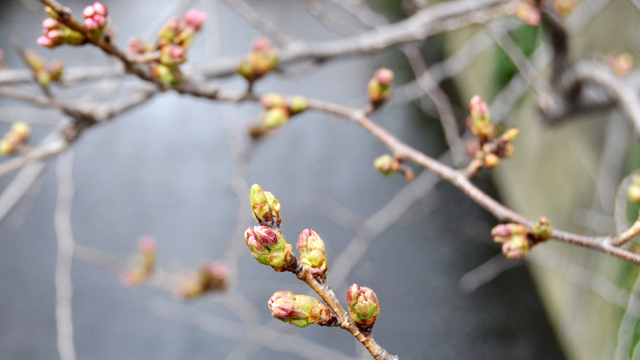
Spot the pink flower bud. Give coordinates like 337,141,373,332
502,236,531,260
491,224,512,243
183,9,206,31
83,5,95,18
268,291,335,328
297,229,327,279
468,95,490,122
138,236,156,253
210,261,227,282
374,68,394,86
37,36,56,48
253,38,271,51
84,18,98,31
346,284,380,330
42,18,59,30
93,2,108,16
93,14,106,27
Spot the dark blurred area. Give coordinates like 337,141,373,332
0,0,566,359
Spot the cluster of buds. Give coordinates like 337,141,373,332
627,175,640,203
465,95,519,169
120,236,156,287
249,94,308,138
346,284,380,332
129,9,206,86
268,291,337,328
244,225,295,272
368,68,394,108
175,262,227,300
82,2,109,40
374,154,414,181
491,217,551,260
24,50,64,86
608,52,634,77
297,229,328,280
514,1,541,26
552,0,576,17
0,122,31,156
237,38,279,83
37,15,86,49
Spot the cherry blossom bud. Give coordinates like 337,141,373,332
93,2,108,16
289,96,309,114
263,107,290,130
49,60,64,82
502,236,531,260
368,68,394,105
244,226,293,271
515,3,541,26
501,128,519,142
249,184,281,227
260,93,287,110
402,166,415,182
268,291,336,328
483,153,500,168
160,45,187,66
158,19,181,47
468,95,490,124
531,216,552,242
151,63,184,86
628,184,640,203
610,53,634,77
374,154,401,176
297,229,327,279
183,9,207,31
346,284,380,330
10,122,30,143
237,38,279,82
491,223,528,243
83,2,109,38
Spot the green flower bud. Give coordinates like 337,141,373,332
297,229,327,279
374,154,401,176
289,96,308,114
468,95,490,123
491,223,529,243
501,128,519,142
263,107,290,130
244,225,293,271
346,284,380,330
531,216,552,242
268,291,336,328
249,184,281,227
237,60,255,81
502,236,531,260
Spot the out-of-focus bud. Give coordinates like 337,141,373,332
515,2,541,26
237,38,279,82
468,95,490,124
483,153,500,169
502,236,531,260
249,184,281,227
297,229,327,279
127,38,151,55
244,226,293,271
289,96,309,114
38,17,86,48
11,122,30,143
260,93,287,110
531,216,552,242
491,223,528,243
0,139,14,156
150,63,184,86
499,143,516,159
120,236,157,288
628,184,640,203
368,68,394,105
346,284,380,330
553,0,576,17
268,291,336,328
263,108,290,130
465,138,482,156
175,261,228,299
24,50,44,72
160,45,187,66
402,166,415,182
183,9,207,31
374,154,401,176
609,53,634,77
158,19,181,47
49,60,64,82
501,128,519,142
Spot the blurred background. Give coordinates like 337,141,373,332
0,0,638,359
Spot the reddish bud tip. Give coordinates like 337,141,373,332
93,2,108,16
374,68,394,86
184,9,207,31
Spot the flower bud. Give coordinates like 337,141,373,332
628,184,640,203
553,0,576,17
83,2,109,38
402,166,415,182
610,53,633,77
160,45,187,66
263,107,290,130
0,139,14,156
502,236,531,260
297,229,327,279
483,153,500,169
158,19,181,47
499,143,516,159
183,9,207,31
260,93,287,110
501,128,519,142
11,122,30,143
151,63,184,86
374,154,401,176
468,95,490,124
237,38,279,82
531,216,552,242
289,96,309,114
249,184,281,227
368,68,394,105
244,226,293,271
491,223,529,243
268,291,336,328
175,262,227,299
515,3,541,26
346,284,380,330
